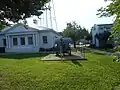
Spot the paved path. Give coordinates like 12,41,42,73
90,49,112,55
41,52,85,61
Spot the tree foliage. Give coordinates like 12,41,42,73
0,0,49,25
86,35,92,41
98,0,120,31
62,21,90,47
0,23,5,31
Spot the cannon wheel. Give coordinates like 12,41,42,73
56,52,59,56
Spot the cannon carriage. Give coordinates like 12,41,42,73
54,38,73,56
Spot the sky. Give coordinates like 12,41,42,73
27,0,114,32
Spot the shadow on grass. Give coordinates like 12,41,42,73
0,53,49,59
62,60,84,67
93,52,105,55
71,60,82,66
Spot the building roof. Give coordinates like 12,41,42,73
0,23,61,36
97,23,113,27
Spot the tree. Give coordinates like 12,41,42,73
86,35,92,41
97,0,120,43
0,0,49,25
62,21,89,48
63,24,76,48
0,23,5,31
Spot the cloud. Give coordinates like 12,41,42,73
53,0,113,31
27,0,113,32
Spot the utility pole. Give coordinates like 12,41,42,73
51,0,58,31
45,5,48,27
48,2,53,28
39,0,57,30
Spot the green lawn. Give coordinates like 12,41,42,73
0,53,120,90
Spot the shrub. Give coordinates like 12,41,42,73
39,48,55,52
113,51,120,62
113,46,120,52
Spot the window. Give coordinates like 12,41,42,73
99,27,103,30
3,39,6,46
20,37,25,45
55,36,58,38
28,37,33,45
13,38,18,46
43,36,48,44
106,27,111,30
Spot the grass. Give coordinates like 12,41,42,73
0,52,120,90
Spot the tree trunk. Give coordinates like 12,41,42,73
74,41,76,48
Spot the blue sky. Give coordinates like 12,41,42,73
27,0,113,32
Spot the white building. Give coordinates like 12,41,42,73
0,23,61,53
91,24,113,48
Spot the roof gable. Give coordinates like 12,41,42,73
0,23,37,34
7,25,29,33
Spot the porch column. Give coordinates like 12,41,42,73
6,36,9,48
35,34,38,46
18,37,21,47
8,36,11,48
6,35,11,48
33,34,36,47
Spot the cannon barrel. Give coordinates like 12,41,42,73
54,38,73,56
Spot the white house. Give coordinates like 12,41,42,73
0,23,61,53
91,24,113,48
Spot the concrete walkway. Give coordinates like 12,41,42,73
41,52,86,61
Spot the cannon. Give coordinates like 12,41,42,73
54,37,73,56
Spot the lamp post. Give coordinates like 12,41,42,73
83,36,86,59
